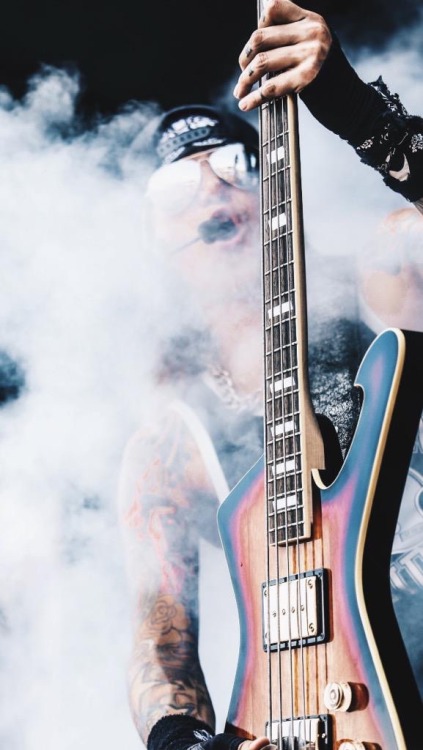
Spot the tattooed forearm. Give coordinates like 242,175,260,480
129,595,215,743
118,410,220,743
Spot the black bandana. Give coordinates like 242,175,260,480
151,104,258,166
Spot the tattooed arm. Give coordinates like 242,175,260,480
117,406,220,746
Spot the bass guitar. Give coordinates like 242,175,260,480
217,27,423,750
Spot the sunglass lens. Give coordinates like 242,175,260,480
210,143,259,190
146,159,200,214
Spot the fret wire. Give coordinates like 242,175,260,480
266,387,300,396
267,438,300,445
267,438,299,445
276,521,306,530
268,482,304,493
266,378,298,394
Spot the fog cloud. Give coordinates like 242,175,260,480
0,12,421,746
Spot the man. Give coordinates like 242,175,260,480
118,103,268,750
118,2,423,750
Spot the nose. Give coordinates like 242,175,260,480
198,158,229,200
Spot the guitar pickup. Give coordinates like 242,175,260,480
266,714,331,749
262,569,328,651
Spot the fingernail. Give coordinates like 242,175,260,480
238,99,247,111
233,85,239,99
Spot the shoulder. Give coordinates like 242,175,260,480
117,393,221,519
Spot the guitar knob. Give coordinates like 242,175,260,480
323,681,353,711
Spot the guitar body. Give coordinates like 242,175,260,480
218,328,422,749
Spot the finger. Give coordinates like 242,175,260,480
236,40,310,98
238,738,276,750
235,36,328,102
259,0,308,27
237,63,314,112
238,15,330,71
239,22,304,71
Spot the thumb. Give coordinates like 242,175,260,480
259,0,309,26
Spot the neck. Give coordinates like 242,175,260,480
207,300,263,397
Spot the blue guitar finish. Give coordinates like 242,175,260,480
218,328,422,749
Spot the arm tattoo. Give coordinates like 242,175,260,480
118,410,218,743
129,595,215,741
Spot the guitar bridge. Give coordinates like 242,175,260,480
266,714,331,749
262,569,328,651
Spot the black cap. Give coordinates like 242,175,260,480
149,104,259,167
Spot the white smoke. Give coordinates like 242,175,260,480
299,19,423,260
0,68,174,750
0,13,422,748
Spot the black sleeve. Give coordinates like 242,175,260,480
147,715,246,750
299,32,423,203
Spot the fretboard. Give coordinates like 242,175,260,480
260,94,324,545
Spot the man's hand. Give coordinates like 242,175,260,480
239,739,276,750
233,0,331,111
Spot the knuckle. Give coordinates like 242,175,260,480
309,37,325,61
308,17,332,49
303,20,331,66
250,28,265,51
301,55,321,83
255,51,269,73
263,0,280,18
322,22,333,48
261,79,278,100
308,60,320,81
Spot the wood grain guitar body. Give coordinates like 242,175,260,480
218,328,422,750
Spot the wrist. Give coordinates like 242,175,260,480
147,715,247,750
299,31,387,144
300,32,423,204
147,716,215,750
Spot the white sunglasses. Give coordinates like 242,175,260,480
146,142,259,215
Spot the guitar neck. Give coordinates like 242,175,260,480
260,94,324,544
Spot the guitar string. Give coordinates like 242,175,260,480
260,76,273,743
270,90,287,749
275,92,308,747
270,88,295,746
262,61,285,747
267,91,282,748
265,74,295,747
257,0,274,736
259,1,303,741
279,92,296,749
286,93,308,747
